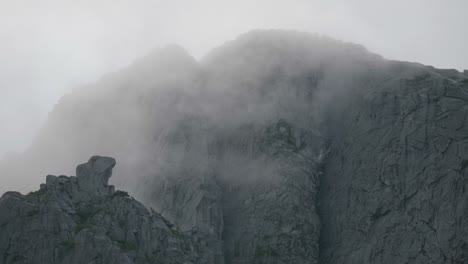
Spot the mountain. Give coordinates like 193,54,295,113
1,30,468,263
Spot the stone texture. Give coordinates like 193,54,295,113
0,156,201,264
319,66,468,264
149,121,325,264
76,156,116,196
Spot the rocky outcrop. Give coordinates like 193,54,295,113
76,156,116,196
0,156,201,264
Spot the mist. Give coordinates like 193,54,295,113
1,0,468,159
1,0,468,197
1,3,468,262
0,30,374,197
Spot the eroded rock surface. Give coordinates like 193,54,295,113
0,156,201,264
319,66,468,264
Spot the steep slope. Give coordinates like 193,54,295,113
319,64,468,263
1,30,468,263
138,31,376,263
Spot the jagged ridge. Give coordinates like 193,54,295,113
0,156,202,264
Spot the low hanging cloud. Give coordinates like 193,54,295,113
0,1,467,195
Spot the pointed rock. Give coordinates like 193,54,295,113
76,155,116,196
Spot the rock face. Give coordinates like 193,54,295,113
0,156,201,264
1,30,468,263
76,156,116,196
151,121,325,264
319,67,468,264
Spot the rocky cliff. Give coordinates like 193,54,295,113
319,64,468,263
0,156,206,264
1,30,468,263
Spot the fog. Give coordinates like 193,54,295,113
0,30,381,197
0,0,467,196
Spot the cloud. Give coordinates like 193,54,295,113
0,0,467,159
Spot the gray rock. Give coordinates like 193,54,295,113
319,68,468,264
76,156,116,196
0,156,201,264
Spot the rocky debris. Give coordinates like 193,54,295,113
0,156,201,264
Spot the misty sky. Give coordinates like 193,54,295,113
1,0,467,158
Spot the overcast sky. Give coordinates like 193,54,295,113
1,0,467,157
